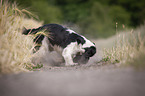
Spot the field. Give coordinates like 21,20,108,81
0,1,145,96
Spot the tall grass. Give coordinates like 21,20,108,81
0,1,42,74
103,25,145,70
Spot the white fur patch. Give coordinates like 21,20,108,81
66,29,76,34
62,42,85,65
66,29,95,48
82,36,95,48
38,36,49,55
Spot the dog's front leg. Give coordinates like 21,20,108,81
62,48,77,66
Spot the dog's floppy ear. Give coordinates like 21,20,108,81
85,46,96,57
76,37,85,45
90,46,96,57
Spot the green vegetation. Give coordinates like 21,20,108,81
11,0,145,38
26,64,43,71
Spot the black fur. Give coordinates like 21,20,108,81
22,24,96,64
33,35,45,53
23,24,86,48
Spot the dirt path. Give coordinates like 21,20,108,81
0,39,145,96
0,67,145,96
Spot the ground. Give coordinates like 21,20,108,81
0,38,145,96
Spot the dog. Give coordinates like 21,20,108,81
22,24,96,66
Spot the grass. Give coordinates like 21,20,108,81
0,0,43,74
0,0,144,74
103,25,145,70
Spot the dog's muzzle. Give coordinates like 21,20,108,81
73,46,96,64
73,52,89,64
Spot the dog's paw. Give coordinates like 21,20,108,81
81,49,85,53
72,63,78,65
65,63,78,66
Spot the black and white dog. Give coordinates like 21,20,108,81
22,24,96,66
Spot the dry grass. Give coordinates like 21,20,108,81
0,0,42,74
103,25,145,70
0,0,144,74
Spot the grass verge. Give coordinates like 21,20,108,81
103,25,145,70
0,0,42,74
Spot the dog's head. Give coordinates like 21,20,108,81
73,46,96,64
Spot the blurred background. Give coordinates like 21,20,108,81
11,0,145,38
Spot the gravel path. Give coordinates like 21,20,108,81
0,67,145,96
0,39,145,96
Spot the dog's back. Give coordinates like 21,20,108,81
23,24,85,48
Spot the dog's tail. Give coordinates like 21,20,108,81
22,27,43,35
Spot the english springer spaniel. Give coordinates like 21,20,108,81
22,24,96,66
